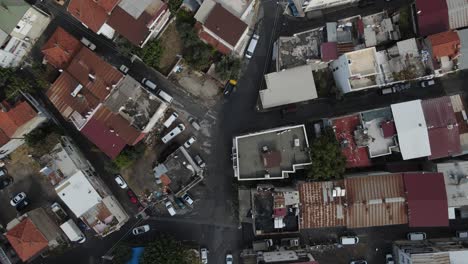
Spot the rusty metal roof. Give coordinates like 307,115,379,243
345,173,408,228
298,181,346,229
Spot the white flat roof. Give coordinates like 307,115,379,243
260,64,318,109
391,100,431,160
449,250,468,264
55,171,102,217
194,0,216,23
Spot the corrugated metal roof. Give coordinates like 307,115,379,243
415,0,449,36
411,252,450,264
447,0,468,30
298,181,346,229
345,174,408,228
458,29,468,70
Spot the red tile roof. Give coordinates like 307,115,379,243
202,3,247,47
80,117,127,159
415,0,449,36
321,42,338,61
381,120,396,138
94,0,120,13
91,106,141,145
421,96,461,159
198,28,232,54
403,172,448,227
332,115,372,168
107,3,168,46
41,27,82,69
67,48,123,101
68,0,110,33
428,31,460,58
345,174,408,228
6,218,48,262
0,101,37,146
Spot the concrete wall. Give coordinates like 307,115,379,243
330,54,352,93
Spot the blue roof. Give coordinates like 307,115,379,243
126,247,145,264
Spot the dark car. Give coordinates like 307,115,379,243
358,0,375,7
126,189,138,204
0,176,13,190
175,198,186,209
194,154,206,168
223,80,237,97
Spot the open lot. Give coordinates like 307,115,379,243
157,21,183,75
0,146,58,226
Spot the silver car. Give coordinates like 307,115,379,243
10,192,26,207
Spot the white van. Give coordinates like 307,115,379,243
142,78,157,90
407,232,426,241
245,34,259,59
157,89,173,103
165,200,176,216
340,236,359,245
162,124,185,144
60,219,86,244
163,112,178,128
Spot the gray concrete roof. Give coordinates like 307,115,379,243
458,29,468,70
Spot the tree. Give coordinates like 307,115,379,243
306,127,346,180
112,245,132,264
138,40,164,69
24,124,64,157
168,0,183,13
113,144,146,169
215,55,241,80
140,236,201,264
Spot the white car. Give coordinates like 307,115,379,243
114,175,128,189
226,254,233,264
165,200,176,216
183,136,197,149
10,192,26,207
386,254,394,264
132,225,150,235
200,248,208,264
182,193,194,206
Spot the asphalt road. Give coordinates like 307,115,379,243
29,0,468,264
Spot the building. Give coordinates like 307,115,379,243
458,29,468,70
232,125,311,181
194,0,248,55
403,172,449,227
0,0,50,68
40,137,129,236
426,31,461,73
43,28,168,159
436,161,468,219
260,64,318,109
415,0,468,36
330,47,382,93
0,100,48,159
5,208,65,262
0,233,20,264
394,238,468,264
299,0,358,14
67,0,170,47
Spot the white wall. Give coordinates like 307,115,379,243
330,54,352,93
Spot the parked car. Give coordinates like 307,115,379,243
51,202,69,222
200,248,208,264
226,253,233,264
162,124,185,144
163,112,179,128
340,236,359,245
127,189,138,204
407,232,426,241
420,79,435,88
10,192,27,207
456,230,468,239
183,136,197,149
386,254,395,264
182,193,194,206
193,154,206,168
77,218,91,231
380,86,396,95
188,117,201,131
0,168,7,177
165,200,176,216
114,175,128,189
132,225,150,235
0,176,13,190
350,261,367,264
142,78,157,90
245,34,259,59
223,80,237,97
157,89,173,103
80,37,96,50
119,65,129,74
175,198,186,209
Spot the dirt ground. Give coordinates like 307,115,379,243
158,22,183,75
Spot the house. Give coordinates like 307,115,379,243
415,0,468,36
426,31,461,73
330,47,382,93
394,237,468,264
40,136,129,236
0,233,20,264
260,64,318,109
0,100,48,159
67,0,170,47
300,0,357,13
437,161,468,219
0,0,50,68
5,208,65,262
194,0,248,55
232,125,311,181
43,28,168,159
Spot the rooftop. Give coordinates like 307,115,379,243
41,27,82,69
234,125,311,181
0,101,37,146
361,11,395,47
67,0,110,33
55,171,103,217
345,173,408,228
261,64,318,109
359,108,398,158
415,0,449,36
0,0,30,35
298,181,346,229
421,96,461,159
403,172,449,227
458,29,468,70
346,47,379,76
202,3,247,47
428,31,460,58
6,218,48,262
331,114,372,168
277,28,323,70
391,100,431,160
437,161,468,209
321,42,338,61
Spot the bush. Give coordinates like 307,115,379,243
176,21,216,71
113,245,133,264
168,0,183,13
24,124,64,157
215,55,241,80
140,236,201,264
113,144,146,169
176,9,195,26
138,40,165,69
0,68,36,99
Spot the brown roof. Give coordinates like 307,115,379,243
203,3,247,47
107,2,168,46
0,101,37,146
6,218,48,262
67,48,123,101
94,0,120,13
47,72,100,118
299,181,346,229
345,174,408,228
41,27,82,69
67,0,110,33
92,106,141,145
428,31,460,58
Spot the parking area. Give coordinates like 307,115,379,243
0,145,58,226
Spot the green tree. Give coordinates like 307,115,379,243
307,127,346,180
140,236,201,264
112,245,133,264
24,124,64,157
215,55,241,80
176,9,195,26
138,40,165,69
113,144,146,169
168,0,183,13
